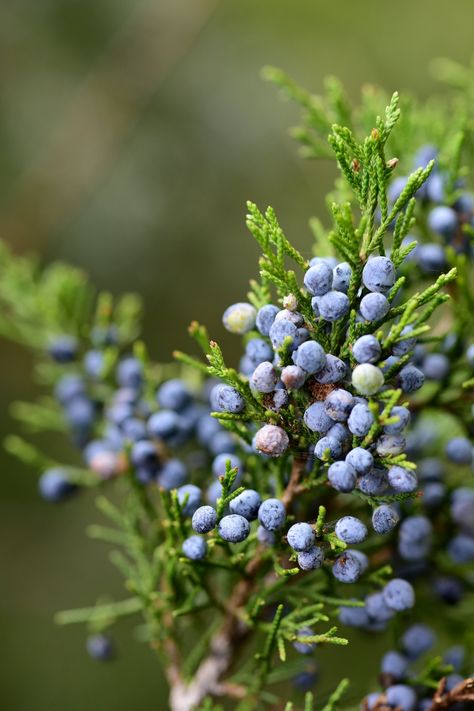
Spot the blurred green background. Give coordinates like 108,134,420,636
1,1,473,708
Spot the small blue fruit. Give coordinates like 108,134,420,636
304,262,333,296
401,623,435,659
352,335,381,364
347,403,374,437
117,357,143,389
324,388,354,421
314,354,347,383
87,633,114,661
335,516,367,544
362,257,396,294
382,578,415,611
387,465,418,493
38,469,76,502
251,361,278,393
397,364,425,393
318,291,350,321
157,379,192,411
192,506,218,533
445,437,472,465
256,304,279,336
297,545,325,571
314,436,342,461
210,384,245,414
428,205,458,239
218,514,250,543
372,504,399,534
292,627,316,655
229,489,261,520
182,535,207,560
258,498,286,531
332,551,362,583
332,262,352,292
385,685,417,711
269,318,297,349
304,401,334,434
328,461,357,493
287,522,316,552
292,340,326,374
48,335,78,364
359,292,390,322
345,447,373,474
177,484,202,517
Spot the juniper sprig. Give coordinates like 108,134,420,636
1,63,474,711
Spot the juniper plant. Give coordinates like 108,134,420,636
1,62,474,711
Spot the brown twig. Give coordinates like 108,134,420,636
427,676,474,710
167,454,306,711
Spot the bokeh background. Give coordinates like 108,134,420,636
1,1,473,709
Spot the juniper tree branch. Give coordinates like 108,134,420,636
167,454,306,711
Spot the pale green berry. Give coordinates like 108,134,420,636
352,363,384,396
222,303,257,334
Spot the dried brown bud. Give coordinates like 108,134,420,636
283,293,298,311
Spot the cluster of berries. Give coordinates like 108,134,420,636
40,332,240,504
210,254,422,572
392,144,474,275
363,624,471,711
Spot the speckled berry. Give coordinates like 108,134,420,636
332,262,352,293
372,504,399,534
348,403,374,437
251,361,278,393
387,465,418,493
324,388,354,421
362,257,396,294
292,340,326,374
218,514,250,543
256,304,279,336
345,447,373,474
210,384,245,413
328,461,357,493
192,506,218,533
332,551,363,583
335,516,367,544
304,402,334,434
229,489,261,521
258,498,286,531
352,335,381,364
318,291,350,321
304,262,333,296
287,522,316,552
297,545,325,571
359,292,390,322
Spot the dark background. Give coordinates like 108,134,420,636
0,1,472,708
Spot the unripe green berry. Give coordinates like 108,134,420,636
222,302,257,334
352,363,384,396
